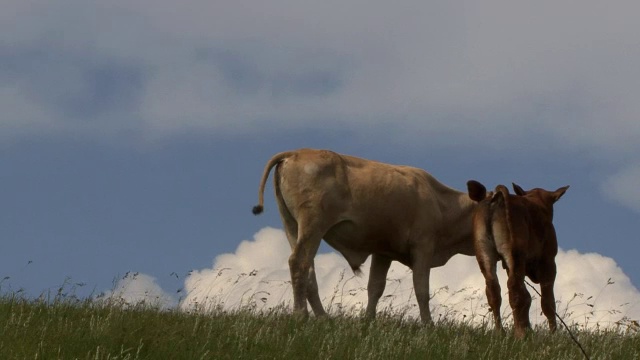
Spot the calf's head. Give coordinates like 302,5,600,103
512,183,569,219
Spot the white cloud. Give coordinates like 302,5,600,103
3,1,640,154
98,272,177,309
181,227,640,331
603,164,640,213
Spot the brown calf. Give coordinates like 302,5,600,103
467,180,569,338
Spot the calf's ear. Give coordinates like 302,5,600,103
467,180,487,202
553,185,570,202
512,183,526,196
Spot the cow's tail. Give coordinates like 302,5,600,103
252,151,295,215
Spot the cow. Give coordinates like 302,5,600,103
252,148,488,323
466,180,569,338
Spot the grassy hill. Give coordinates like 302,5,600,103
0,294,638,360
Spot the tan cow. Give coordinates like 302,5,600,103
253,148,486,322
467,180,569,338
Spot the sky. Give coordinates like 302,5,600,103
2,1,640,328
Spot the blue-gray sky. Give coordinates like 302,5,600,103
2,1,640,302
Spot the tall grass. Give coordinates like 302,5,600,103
0,290,638,360
0,270,638,359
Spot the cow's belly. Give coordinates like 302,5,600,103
323,220,412,268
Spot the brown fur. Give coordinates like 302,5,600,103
253,149,487,321
467,180,569,338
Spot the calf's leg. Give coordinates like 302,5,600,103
476,252,504,332
539,261,558,332
507,260,532,339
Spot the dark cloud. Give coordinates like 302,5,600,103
0,45,147,121
197,45,348,98
3,1,640,152
2,0,640,210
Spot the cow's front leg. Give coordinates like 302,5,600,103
412,261,433,324
365,254,392,318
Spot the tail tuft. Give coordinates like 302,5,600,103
252,205,264,215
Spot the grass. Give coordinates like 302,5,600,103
0,293,639,360
0,271,638,359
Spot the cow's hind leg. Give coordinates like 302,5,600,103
289,217,325,316
476,251,503,333
538,260,558,332
365,254,392,318
276,192,327,317
306,260,326,317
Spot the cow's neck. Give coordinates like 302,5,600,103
436,190,476,255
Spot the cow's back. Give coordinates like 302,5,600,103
277,149,432,221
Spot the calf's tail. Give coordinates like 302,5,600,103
491,185,513,270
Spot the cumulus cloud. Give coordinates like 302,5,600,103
3,1,640,153
180,227,640,331
602,164,640,213
98,272,177,309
